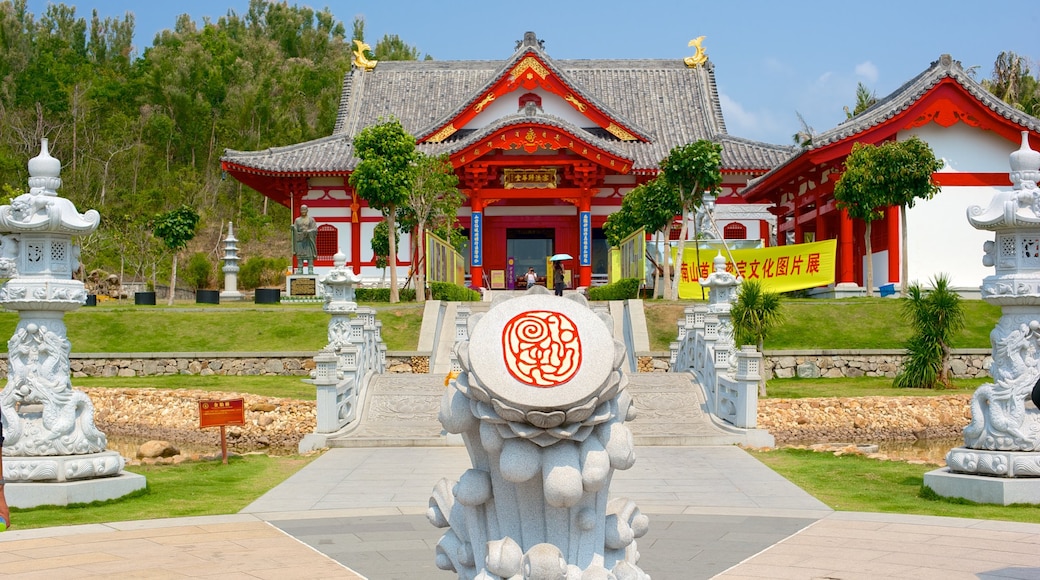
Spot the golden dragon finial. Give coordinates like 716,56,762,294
684,36,708,68
352,39,378,71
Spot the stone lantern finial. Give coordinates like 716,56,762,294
1009,131,1040,190
27,138,62,196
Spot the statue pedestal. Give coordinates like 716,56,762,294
5,471,147,508
287,275,321,298
925,467,1040,506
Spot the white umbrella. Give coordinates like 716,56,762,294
549,253,574,261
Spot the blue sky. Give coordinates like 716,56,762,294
26,0,1040,146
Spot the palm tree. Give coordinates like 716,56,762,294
730,279,784,396
894,274,964,389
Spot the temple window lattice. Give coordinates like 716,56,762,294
317,224,338,262
723,223,747,240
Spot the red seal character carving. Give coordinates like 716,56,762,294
502,310,582,387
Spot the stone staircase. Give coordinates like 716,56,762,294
323,371,769,448
419,294,651,374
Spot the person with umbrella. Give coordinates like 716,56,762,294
550,253,572,296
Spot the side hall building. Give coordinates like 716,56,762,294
743,54,1040,293
221,32,791,289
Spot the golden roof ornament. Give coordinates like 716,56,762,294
352,39,377,71
684,36,708,68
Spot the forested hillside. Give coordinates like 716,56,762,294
0,0,402,287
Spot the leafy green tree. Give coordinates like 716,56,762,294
638,178,682,299
397,153,462,302
834,138,941,296
152,205,200,305
602,187,642,247
185,251,213,290
730,279,784,396
894,274,964,389
349,118,416,303
370,219,399,284
660,140,722,300
374,33,423,60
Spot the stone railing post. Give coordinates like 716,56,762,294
299,255,386,451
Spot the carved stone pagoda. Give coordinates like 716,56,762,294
0,140,145,507
924,131,1040,504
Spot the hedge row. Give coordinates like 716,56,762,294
588,278,641,300
430,281,481,301
355,288,417,302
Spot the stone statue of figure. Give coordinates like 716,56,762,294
292,205,318,274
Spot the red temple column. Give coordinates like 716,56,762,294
578,195,592,288
886,206,900,286
470,197,485,289
839,208,855,284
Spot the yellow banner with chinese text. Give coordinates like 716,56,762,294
674,240,837,298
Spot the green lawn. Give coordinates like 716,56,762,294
644,297,1000,352
75,375,317,400
764,376,984,399
10,454,315,530
0,296,1002,354
0,301,424,352
751,447,1040,523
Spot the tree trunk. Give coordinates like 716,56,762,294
167,253,179,306
674,203,690,301
388,206,399,303
864,221,874,297
899,205,909,296
416,221,426,303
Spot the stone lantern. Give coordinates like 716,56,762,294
0,139,145,506
925,131,1040,504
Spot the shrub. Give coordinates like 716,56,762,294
894,273,964,389
430,281,481,301
184,252,213,290
239,257,289,289
355,288,416,302
588,278,641,300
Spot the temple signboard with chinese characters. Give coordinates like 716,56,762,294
503,168,556,189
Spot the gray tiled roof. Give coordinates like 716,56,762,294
809,54,1040,149
224,40,790,175
716,135,796,172
744,54,1040,194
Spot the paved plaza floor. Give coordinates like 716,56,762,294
1,445,1038,579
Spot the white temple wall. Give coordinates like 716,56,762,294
906,185,995,290
463,88,591,129
903,123,1015,172
898,124,1013,290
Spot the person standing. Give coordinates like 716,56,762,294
553,261,565,296
292,205,318,274
525,267,538,288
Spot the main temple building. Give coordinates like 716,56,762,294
222,32,1040,293
221,32,791,289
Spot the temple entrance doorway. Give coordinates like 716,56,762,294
507,228,554,284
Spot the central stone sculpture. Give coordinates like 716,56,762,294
429,287,650,579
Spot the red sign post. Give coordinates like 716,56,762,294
199,399,245,464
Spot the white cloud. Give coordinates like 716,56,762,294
719,92,789,144
855,61,879,83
